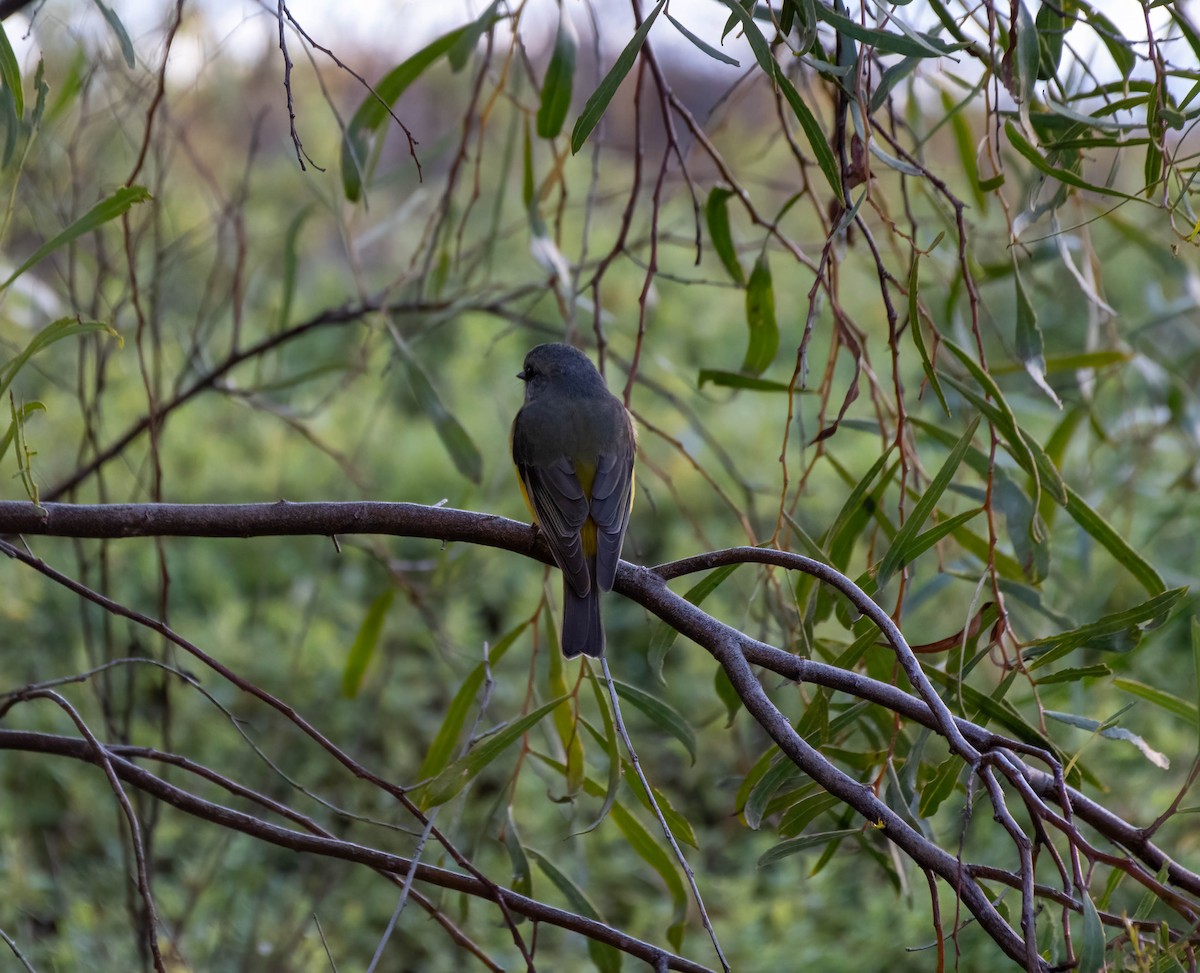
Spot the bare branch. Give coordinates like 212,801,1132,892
0,729,716,973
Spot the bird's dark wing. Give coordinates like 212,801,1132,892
590,420,635,592
518,455,592,598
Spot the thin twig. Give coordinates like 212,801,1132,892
599,656,731,973
0,537,535,964
0,927,38,973
0,729,716,973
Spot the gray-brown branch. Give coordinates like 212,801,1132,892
5,499,1200,966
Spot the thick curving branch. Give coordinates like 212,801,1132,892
4,500,1199,966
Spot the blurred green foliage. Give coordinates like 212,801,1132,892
1,1,1199,970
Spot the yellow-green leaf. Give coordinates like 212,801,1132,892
742,255,779,376
341,588,394,698
0,318,120,400
571,0,666,153
876,416,979,586
536,6,576,139
418,696,567,809
394,339,483,484
773,64,841,197
0,22,21,120
705,186,744,285
417,620,527,781
1,187,151,291
341,5,502,200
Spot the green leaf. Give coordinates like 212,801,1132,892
1024,588,1186,670
621,765,698,848
796,686,830,743
278,205,314,330
526,847,622,973
705,187,744,285
1035,664,1111,685
93,0,136,69
1143,96,1163,196
394,339,483,484
613,680,696,763
744,754,797,830
0,400,44,465
758,829,859,867
977,171,1005,192
773,64,842,196
0,22,22,120
870,55,922,113
1035,3,1065,80
938,341,1045,499
945,518,1025,583
0,318,121,401
989,350,1132,375
785,0,819,51
1013,0,1039,106
501,807,533,900
581,674,622,832
1113,678,1199,729
736,746,779,824
714,0,773,74
1062,486,1166,596
697,369,793,392
1004,120,1138,201
897,508,983,576
341,7,502,200
823,449,896,570
0,79,15,167
537,7,576,139
867,139,923,177
340,588,394,698
522,114,535,212
1077,888,1105,973
1,186,152,291
907,249,951,415
742,255,779,376
924,667,1060,755
1194,617,1200,745
571,0,666,153
1040,98,1147,134
447,0,502,70
546,614,585,796
1013,258,1062,408
876,415,979,586
417,621,527,781
665,10,739,66
713,666,741,726
418,695,567,808
815,3,961,57
917,757,962,818
609,800,688,936
938,367,1065,519
1086,4,1135,78
778,792,843,837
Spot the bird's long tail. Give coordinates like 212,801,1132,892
562,580,604,658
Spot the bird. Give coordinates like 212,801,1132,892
511,342,636,658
